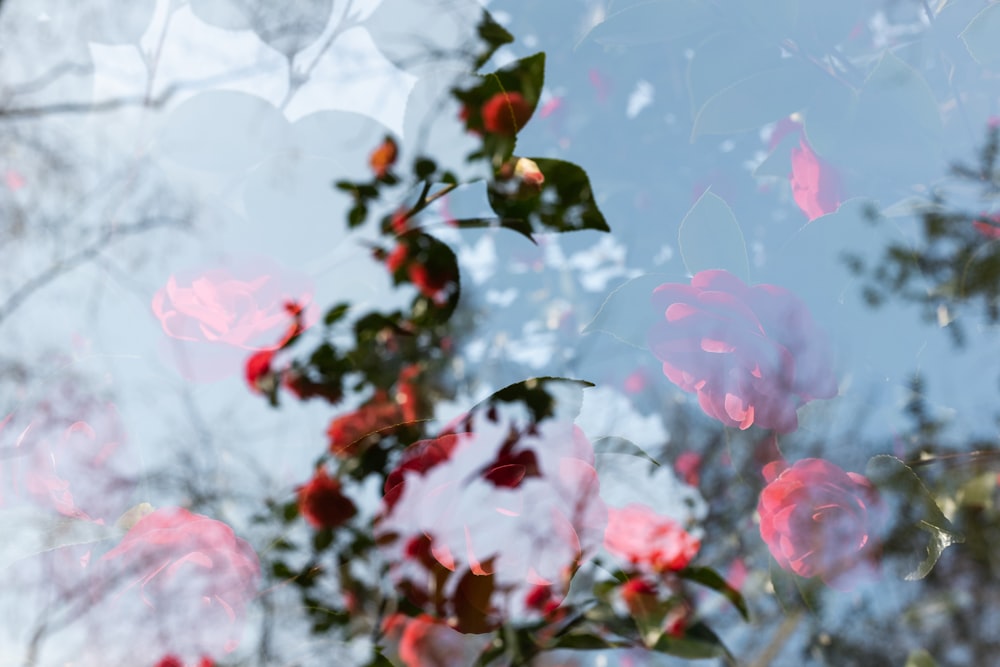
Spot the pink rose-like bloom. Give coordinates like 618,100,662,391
790,137,843,221
376,419,607,629
152,258,313,381
758,458,885,589
649,270,837,433
604,503,700,573
100,508,260,658
0,402,134,524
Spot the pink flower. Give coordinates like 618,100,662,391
758,458,885,588
973,213,1000,240
151,258,313,381
0,403,134,523
790,137,843,221
648,270,837,433
100,508,260,658
383,614,491,667
604,503,700,573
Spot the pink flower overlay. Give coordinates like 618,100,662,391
151,257,313,381
758,458,885,589
648,270,838,433
99,508,260,659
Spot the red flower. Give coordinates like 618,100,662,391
481,92,532,136
297,468,357,529
153,658,213,667
369,136,398,178
648,270,837,433
408,262,455,304
244,349,275,394
100,508,260,657
973,213,1000,240
790,137,843,221
620,577,659,618
758,458,885,588
385,244,409,273
604,503,700,573
674,451,702,487
151,258,314,381
327,393,405,458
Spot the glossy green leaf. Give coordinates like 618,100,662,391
652,621,733,660
592,436,661,466
678,191,750,280
584,0,718,46
487,158,609,234
582,273,680,349
680,566,750,620
866,455,965,581
692,59,818,138
961,3,1000,69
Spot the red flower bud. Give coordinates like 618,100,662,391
369,136,398,178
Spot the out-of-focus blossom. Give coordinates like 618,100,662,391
674,451,701,487
0,402,133,524
481,92,532,136
790,137,844,221
382,614,491,667
99,508,260,659
376,418,607,630
297,468,357,530
973,212,1000,240
649,270,837,433
758,458,885,589
151,258,313,381
604,503,700,573
369,135,398,178
327,392,406,459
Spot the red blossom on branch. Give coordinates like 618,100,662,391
297,468,357,530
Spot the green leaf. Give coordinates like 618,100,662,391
474,9,515,70
414,157,437,181
961,3,1000,69
323,302,350,326
473,377,595,425
692,59,818,138
487,158,609,234
592,436,661,466
348,204,368,228
0,509,116,570
680,566,750,620
652,621,733,660
905,649,939,667
551,632,615,649
582,273,680,349
678,191,750,280
865,455,965,581
584,0,719,46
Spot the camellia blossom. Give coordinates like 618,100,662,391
648,270,838,433
376,418,607,630
369,135,398,178
151,258,314,381
99,508,260,659
296,468,357,530
480,91,532,136
972,212,1000,240
604,503,700,573
758,458,885,589
382,614,491,667
790,137,844,220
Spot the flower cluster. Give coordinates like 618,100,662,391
376,418,607,631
